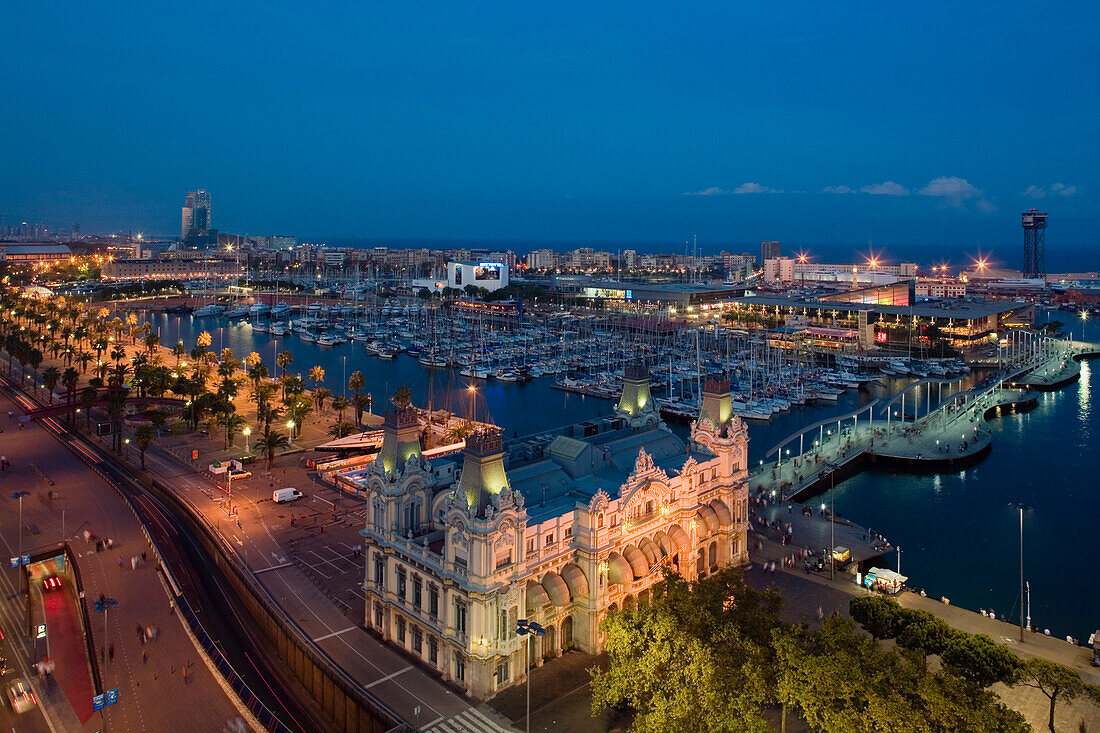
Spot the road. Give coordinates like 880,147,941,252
0,384,250,732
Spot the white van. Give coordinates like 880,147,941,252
272,487,303,504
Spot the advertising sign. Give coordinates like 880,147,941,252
474,264,501,281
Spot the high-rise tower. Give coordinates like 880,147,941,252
181,189,212,245
1022,210,1047,279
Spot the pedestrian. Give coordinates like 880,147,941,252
142,650,148,663
118,557,124,568
182,667,190,684
141,551,147,562
108,644,114,661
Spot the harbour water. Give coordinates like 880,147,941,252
146,309,1098,642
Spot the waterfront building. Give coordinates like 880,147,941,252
447,261,510,292
358,369,749,698
102,257,244,280
764,257,917,285
0,243,72,264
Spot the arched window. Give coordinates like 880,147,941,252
708,541,718,570
696,548,706,578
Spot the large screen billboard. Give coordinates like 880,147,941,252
474,264,502,281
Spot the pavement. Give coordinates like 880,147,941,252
0,390,245,733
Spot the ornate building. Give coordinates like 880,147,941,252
359,367,749,699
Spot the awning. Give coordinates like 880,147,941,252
668,525,690,553
709,499,732,526
867,567,908,584
526,580,551,611
639,540,661,566
541,572,571,606
624,546,649,579
607,553,632,585
696,504,719,534
559,563,590,598
654,531,676,557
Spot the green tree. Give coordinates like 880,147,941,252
590,568,784,732
134,424,153,469
392,384,412,407
259,430,290,469
348,370,365,402
312,386,332,413
353,392,372,427
940,633,1021,689
309,365,325,388
80,386,98,428
895,609,956,660
276,350,293,379
331,396,350,424
327,421,356,439
1014,658,1090,733
41,366,61,404
849,595,903,642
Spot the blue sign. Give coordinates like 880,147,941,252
92,694,105,711
8,557,17,568
21,554,29,566
104,688,119,706
625,290,633,300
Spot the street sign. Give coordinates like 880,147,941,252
104,688,119,706
92,693,105,711
36,624,46,639
8,557,16,568
21,554,29,566
191,449,199,460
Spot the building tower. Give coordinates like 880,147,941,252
1022,210,1047,279
760,241,780,267
181,190,212,246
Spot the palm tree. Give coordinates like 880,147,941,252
354,393,372,427
348,370,365,404
392,385,412,407
244,351,262,370
42,366,61,404
276,350,293,379
313,387,332,413
172,340,186,369
80,386,99,428
62,367,79,421
219,413,247,450
134,424,153,469
444,421,474,444
331,396,350,424
259,430,290,469
144,332,160,356
327,422,355,439
287,397,312,439
309,365,325,388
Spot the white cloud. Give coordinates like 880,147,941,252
821,185,854,194
860,181,909,196
733,182,782,194
1021,182,1078,199
919,176,980,201
683,186,730,196
976,199,998,213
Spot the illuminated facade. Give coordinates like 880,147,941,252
447,261,510,292
359,372,750,698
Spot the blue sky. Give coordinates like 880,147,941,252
3,1,1098,264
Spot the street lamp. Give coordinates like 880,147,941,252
1008,502,1031,641
467,384,477,422
243,426,251,453
286,419,295,447
822,463,839,580
515,619,546,733
12,491,30,594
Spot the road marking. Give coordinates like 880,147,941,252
363,664,412,688
312,626,357,642
254,562,293,575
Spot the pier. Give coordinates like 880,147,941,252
750,339,1100,502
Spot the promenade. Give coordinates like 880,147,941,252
0,390,244,733
746,340,1100,503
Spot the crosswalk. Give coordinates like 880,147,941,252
422,706,514,732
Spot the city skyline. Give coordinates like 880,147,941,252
2,2,1097,251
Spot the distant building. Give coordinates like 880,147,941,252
102,257,243,281
760,241,780,266
180,190,214,247
764,257,917,285
447,261,510,292
0,243,72,263
354,371,749,698
914,279,967,298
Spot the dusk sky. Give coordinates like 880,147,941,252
3,1,1098,263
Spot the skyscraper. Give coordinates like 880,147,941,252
181,189,212,245
1021,210,1047,279
760,240,780,266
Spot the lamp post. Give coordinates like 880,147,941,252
13,491,30,594
467,384,476,423
822,463,838,580
243,426,251,453
515,619,546,733
1009,502,1030,641
286,419,295,448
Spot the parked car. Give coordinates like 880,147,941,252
42,576,62,591
227,468,252,480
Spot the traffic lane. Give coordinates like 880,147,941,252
0,622,51,733
37,579,95,723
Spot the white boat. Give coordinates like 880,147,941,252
460,366,489,379
270,322,289,336
224,305,250,318
299,331,318,343
270,302,291,318
193,304,225,318
251,321,270,333
248,302,270,316
377,348,397,360
317,334,338,347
